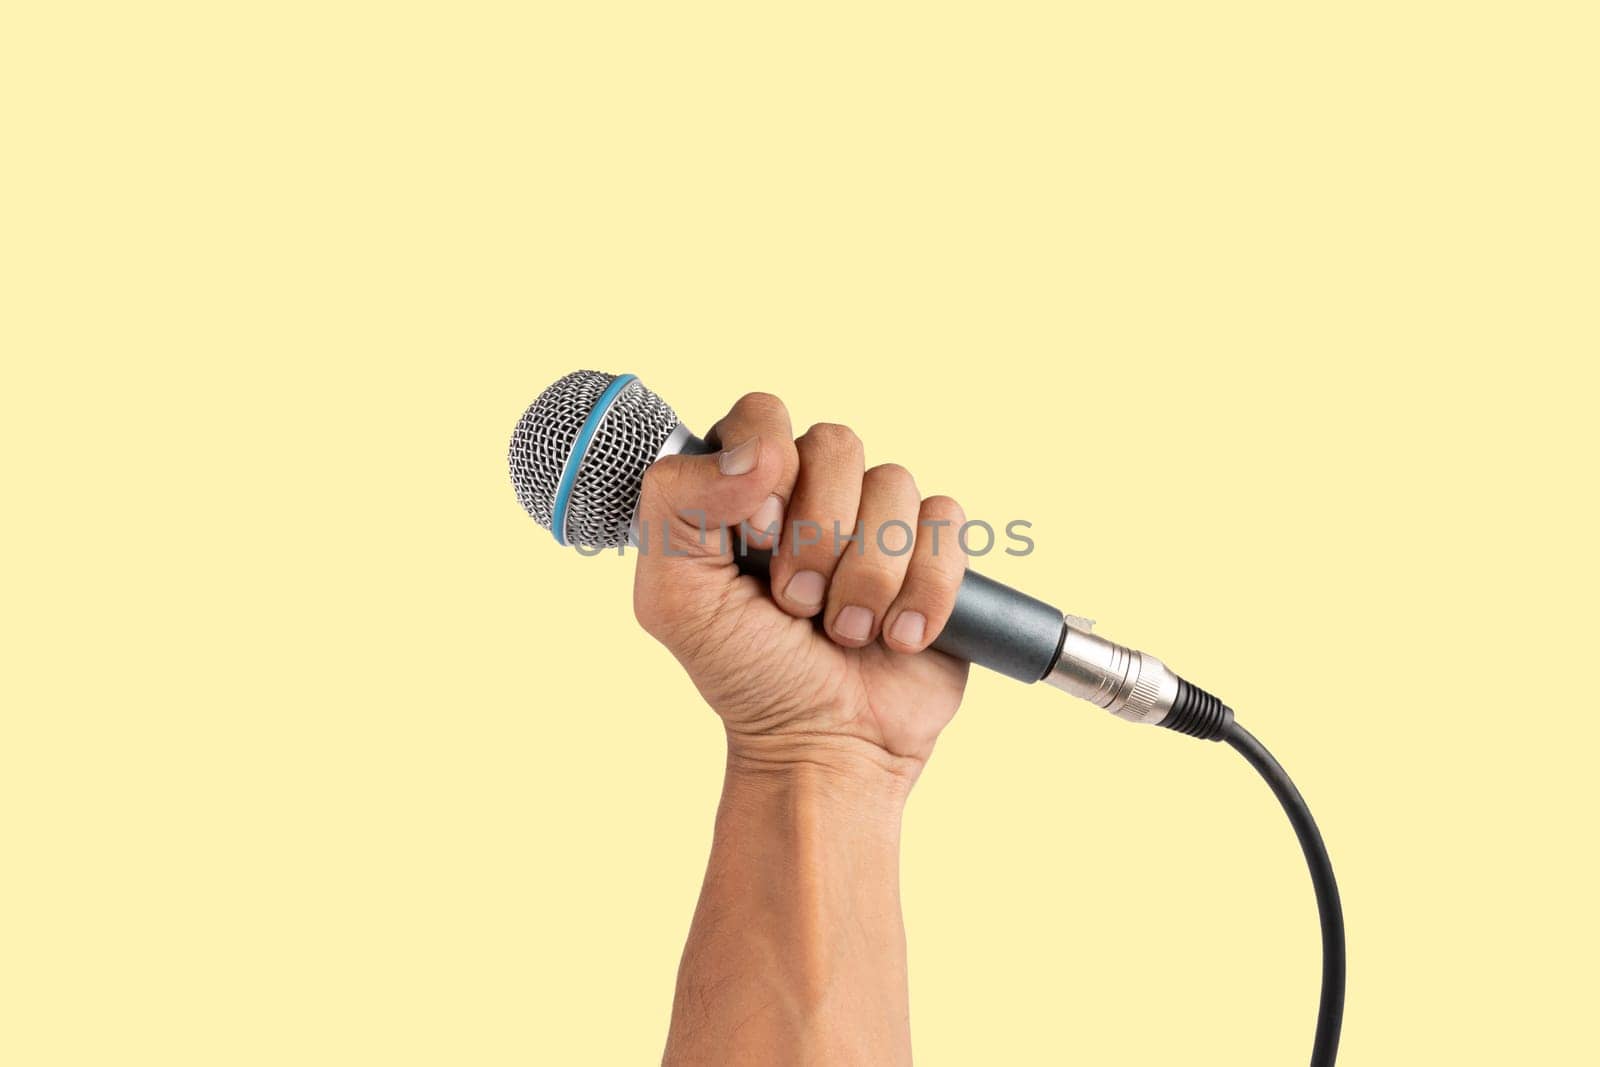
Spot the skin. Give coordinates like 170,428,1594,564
633,393,969,1066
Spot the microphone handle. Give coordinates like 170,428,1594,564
674,432,1064,682
734,545,1066,683
672,429,1233,741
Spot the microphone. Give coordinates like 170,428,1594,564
507,370,1231,741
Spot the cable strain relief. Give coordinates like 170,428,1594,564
1161,679,1234,741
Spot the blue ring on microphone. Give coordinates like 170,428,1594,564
550,373,637,546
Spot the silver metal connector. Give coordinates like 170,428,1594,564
1044,621,1180,726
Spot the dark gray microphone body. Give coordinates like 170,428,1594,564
509,370,1230,739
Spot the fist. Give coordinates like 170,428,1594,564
633,392,969,779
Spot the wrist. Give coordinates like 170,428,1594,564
724,730,921,810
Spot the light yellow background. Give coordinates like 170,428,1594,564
3,3,1596,1064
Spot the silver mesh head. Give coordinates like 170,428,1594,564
508,370,681,549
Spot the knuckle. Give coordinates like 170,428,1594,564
836,559,903,603
735,391,788,419
637,461,673,508
638,457,694,514
639,459,669,490
801,422,863,457
776,519,835,559
915,496,967,569
905,562,963,599
921,494,965,524
896,577,960,623
865,462,916,493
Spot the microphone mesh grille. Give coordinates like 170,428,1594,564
508,370,681,548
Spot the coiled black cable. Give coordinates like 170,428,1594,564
1225,722,1346,1066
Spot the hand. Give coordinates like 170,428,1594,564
633,392,969,784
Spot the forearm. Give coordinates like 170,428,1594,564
663,739,916,1066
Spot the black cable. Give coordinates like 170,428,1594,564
1160,681,1345,1061
1224,721,1346,1067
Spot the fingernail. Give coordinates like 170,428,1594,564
747,494,783,546
718,438,759,476
890,611,926,647
784,570,826,609
835,605,874,642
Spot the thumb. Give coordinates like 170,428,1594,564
632,438,779,639
635,435,785,563
633,394,798,636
